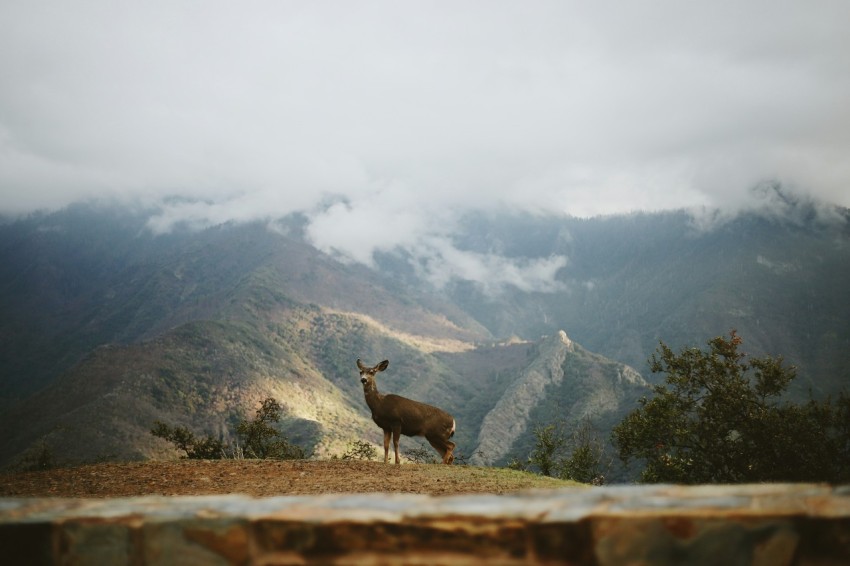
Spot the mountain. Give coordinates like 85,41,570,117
0,205,487,407
470,331,647,466
1,198,848,475
0,307,645,472
436,206,850,397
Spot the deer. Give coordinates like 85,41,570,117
356,359,456,465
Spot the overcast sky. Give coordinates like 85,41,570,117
2,1,848,287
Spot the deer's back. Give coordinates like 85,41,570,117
373,394,453,437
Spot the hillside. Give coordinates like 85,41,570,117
0,309,645,473
0,207,489,407
438,207,850,397
1,200,848,478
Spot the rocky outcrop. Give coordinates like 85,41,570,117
472,331,573,464
471,331,648,466
2,484,848,564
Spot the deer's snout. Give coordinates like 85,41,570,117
360,377,367,385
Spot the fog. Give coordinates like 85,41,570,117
2,1,848,289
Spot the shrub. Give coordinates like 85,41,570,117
16,438,57,472
558,419,606,484
404,445,437,464
529,422,566,477
150,421,225,459
150,397,306,461
517,417,606,483
340,439,378,461
236,398,305,460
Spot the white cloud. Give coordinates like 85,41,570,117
305,187,435,266
302,187,569,292
2,1,849,287
414,244,569,295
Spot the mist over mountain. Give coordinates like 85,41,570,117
436,200,850,397
1,194,848,474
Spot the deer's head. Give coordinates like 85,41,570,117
357,359,389,393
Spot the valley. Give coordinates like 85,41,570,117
1,199,848,481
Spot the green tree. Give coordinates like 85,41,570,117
236,398,305,460
520,417,607,483
529,422,566,477
150,421,225,459
559,419,606,485
612,331,850,483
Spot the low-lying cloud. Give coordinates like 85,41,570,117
302,194,568,293
2,1,849,290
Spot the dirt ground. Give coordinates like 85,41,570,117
0,459,578,498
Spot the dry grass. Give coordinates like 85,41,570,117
0,459,583,498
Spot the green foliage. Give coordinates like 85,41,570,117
559,419,606,485
189,435,227,460
236,398,305,460
404,445,437,464
340,439,378,461
151,397,306,460
612,331,850,483
506,456,529,472
529,423,566,477
450,450,477,466
519,417,606,484
16,437,57,472
150,421,225,459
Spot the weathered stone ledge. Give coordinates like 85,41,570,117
2,484,849,564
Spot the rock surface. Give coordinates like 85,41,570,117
2,483,849,564
473,331,574,464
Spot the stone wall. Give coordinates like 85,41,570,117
2,484,848,564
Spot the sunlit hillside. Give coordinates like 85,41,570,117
1,198,848,478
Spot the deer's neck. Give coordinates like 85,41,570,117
363,383,384,411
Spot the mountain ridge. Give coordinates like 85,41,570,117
1,201,848,475
474,331,575,464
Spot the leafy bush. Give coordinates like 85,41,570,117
529,423,565,477
558,420,606,485
340,439,378,461
404,445,437,464
612,331,850,483
236,398,305,460
150,421,225,459
514,418,606,484
16,438,57,472
506,456,529,472
451,450,479,466
151,397,306,460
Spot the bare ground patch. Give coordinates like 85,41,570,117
0,460,580,498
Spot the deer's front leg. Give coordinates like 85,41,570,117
383,429,391,464
392,425,401,465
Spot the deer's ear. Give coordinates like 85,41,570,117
356,359,368,371
377,360,389,372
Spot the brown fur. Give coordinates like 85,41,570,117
357,359,455,464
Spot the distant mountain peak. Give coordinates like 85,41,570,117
469,331,640,466
557,330,573,349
